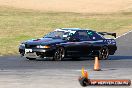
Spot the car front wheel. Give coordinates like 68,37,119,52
53,47,65,61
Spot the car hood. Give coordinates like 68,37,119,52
24,38,65,45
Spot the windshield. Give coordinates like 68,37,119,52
44,31,69,39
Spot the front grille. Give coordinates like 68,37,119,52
25,44,37,48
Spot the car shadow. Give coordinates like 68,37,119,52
62,55,132,61
35,57,93,61
109,55,132,60
33,56,132,61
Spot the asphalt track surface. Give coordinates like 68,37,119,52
0,32,132,88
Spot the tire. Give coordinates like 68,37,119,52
99,46,109,60
26,57,36,60
53,47,65,61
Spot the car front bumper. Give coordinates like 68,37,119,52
19,48,55,58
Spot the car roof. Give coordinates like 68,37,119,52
61,28,82,31
55,28,94,32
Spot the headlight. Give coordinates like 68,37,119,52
36,45,50,48
20,43,25,47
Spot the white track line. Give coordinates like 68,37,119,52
116,30,132,39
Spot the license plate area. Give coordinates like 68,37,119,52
25,49,32,53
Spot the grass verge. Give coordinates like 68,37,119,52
0,6,132,55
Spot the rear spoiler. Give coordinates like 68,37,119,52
98,32,116,38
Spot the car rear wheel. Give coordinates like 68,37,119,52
53,47,65,61
26,57,36,60
99,46,109,60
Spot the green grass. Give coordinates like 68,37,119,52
0,6,132,55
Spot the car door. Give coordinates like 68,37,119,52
75,30,92,56
65,31,82,57
66,30,91,57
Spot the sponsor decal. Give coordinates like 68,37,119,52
79,67,131,86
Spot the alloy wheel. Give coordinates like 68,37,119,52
53,47,65,61
99,46,109,60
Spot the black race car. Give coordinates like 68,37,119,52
19,28,117,60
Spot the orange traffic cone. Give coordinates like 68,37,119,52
94,57,101,71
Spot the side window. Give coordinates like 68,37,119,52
73,31,91,41
87,31,103,40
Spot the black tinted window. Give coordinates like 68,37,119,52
44,31,70,39
73,31,91,41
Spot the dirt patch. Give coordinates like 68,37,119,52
0,0,132,13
